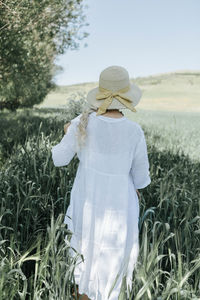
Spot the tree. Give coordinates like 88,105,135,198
0,0,89,110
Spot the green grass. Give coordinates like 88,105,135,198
124,108,200,163
0,102,200,299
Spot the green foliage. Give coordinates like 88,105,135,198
0,107,200,299
0,0,89,110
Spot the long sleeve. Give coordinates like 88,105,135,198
51,118,78,167
130,129,151,189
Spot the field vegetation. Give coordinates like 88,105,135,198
35,70,200,113
0,94,200,299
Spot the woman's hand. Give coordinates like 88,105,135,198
64,122,71,134
136,189,141,199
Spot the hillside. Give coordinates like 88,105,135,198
35,70,200,112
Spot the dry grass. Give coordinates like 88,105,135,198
35,70,200,112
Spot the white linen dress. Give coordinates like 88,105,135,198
51,111,151,300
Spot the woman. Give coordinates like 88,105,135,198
51,66,151,300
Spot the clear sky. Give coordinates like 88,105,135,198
53,0,200,86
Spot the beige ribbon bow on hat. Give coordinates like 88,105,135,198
95,85,137,115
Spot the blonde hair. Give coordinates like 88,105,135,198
76,106,123,150
76,106,96,150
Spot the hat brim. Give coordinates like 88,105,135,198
86,82,142,110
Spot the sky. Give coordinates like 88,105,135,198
53,0,200,86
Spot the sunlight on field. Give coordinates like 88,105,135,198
35,70,200,112
138,97,199,112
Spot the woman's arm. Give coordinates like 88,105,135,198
64,122,71,133
51,121,76,167
130,128,151,189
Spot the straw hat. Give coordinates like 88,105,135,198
86,65,142,115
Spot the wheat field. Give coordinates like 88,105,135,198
1,72,200,299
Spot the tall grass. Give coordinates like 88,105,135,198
0,101,200,299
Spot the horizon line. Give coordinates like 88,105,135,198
54,68,200,87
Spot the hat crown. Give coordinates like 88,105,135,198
99,66,130,92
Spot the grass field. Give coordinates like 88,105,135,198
35,70,200,113
1,82,200,299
